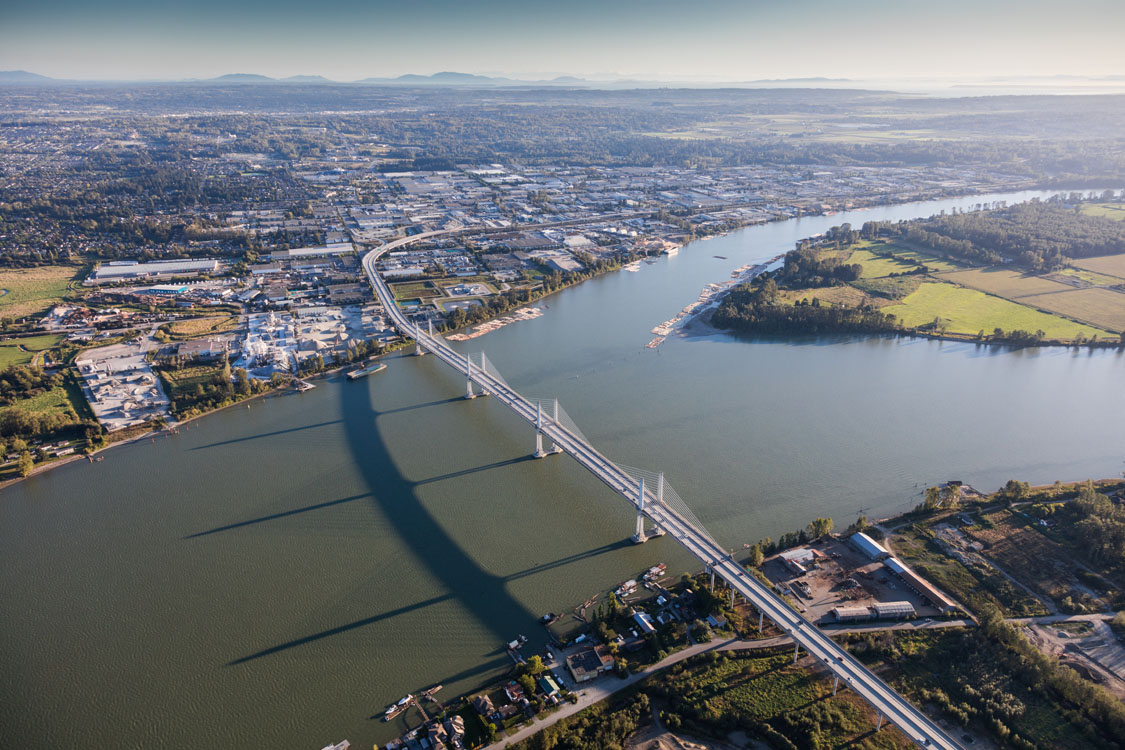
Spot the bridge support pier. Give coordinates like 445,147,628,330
534,401,548,458
833,675,839,696
793,641,800,664
729,588,734,608
632,472,661,543
464,352,476,399
631,477,647,543
758,612,764,632
876,712,884,731
710,569,715,593
548,400,563,454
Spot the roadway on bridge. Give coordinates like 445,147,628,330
360,231,965,750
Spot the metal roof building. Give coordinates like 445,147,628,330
884,557,958,613
850,532,891,561
873,601,917,619
831,606,873,622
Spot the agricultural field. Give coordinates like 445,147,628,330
1017,287,1125,333
1080,202,1125,221
789,285,880,308
1072,253,1125,281
0,266,80,319
883,282,1107,339
884,247,965,273
0,334,63,367
162,315,238,339
936,267,1073,298
1053,267,1123,286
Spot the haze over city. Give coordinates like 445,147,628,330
2,0,1124,81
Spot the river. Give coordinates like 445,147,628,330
2,189,1122,749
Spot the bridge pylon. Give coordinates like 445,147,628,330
464,352,476,399
532,399,562,458
632,472,663,544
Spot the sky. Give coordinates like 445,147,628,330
1,0,1124,82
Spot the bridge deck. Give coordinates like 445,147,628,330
361,233,963,750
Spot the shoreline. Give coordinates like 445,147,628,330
0,184,1058,491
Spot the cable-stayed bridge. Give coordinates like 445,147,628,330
361,232,963,750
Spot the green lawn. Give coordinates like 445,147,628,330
0,334,64,367
849,240,965,273
884,281,1108,339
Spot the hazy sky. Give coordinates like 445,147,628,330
2,0,1123,81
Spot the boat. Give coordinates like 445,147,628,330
347,362,387,381
383,695,413,721
294,380,315,392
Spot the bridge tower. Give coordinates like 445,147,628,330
632,472,662,544
533,401,547,458
464,352,476,399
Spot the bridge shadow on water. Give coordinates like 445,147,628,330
222,379,613,667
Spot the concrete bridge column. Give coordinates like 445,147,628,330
793,641,800,664
548,399,562,454
464,352,476,399
833,674,839,695
632,476,646,543
534,401,547,458
758,611,764,632
876,712,884,731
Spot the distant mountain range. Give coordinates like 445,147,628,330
0,70,54,83
2,69,1124,92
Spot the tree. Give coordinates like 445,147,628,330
17,451,33,478
525,655,545,675
808,517,834,538
748,543,764,568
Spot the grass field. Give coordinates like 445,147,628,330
936,267,1073,298
845,248,920,278
0,334,64,367
884,282,1108,339
1053,267,1123,286
1080,202,1125,221
0,266,79,319
1072,253,1125,280
1017,287,1125,333
884,247,965,273
164,316,238,338
390,281,441,300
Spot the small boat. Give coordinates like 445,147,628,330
383,694,413,721
347,362,387,381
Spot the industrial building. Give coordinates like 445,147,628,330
88,259,222,284
831,606,874,623
883,557,958,613
872,601,917,619
850,531,891,561
779,547,820,575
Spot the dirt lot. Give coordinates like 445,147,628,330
1022,621,1125,699
759,537,940,624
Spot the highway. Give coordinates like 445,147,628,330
361,231,965,750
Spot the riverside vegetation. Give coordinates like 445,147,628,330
712,195,1125,344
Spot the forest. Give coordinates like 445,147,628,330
711,278,901,336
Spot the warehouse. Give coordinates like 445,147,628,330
849,531,891,561
872,601,917,619
883,557,958,613
88,259,222,283
831,606,873,623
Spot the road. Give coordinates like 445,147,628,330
360,230,965,750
